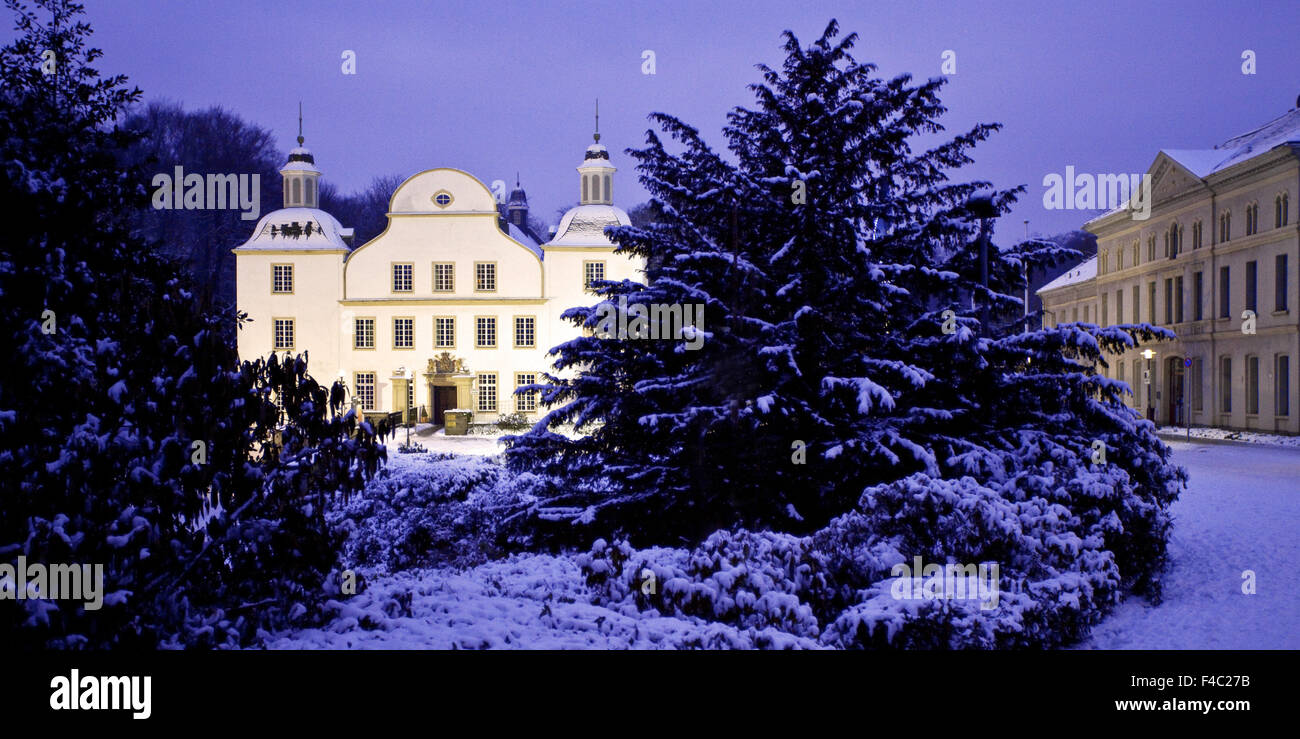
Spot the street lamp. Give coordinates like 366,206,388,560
1141,348,1156,423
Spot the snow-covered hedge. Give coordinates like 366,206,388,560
332,455,550,572
581,466,1150,648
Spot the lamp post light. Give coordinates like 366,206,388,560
1141,348,1156,424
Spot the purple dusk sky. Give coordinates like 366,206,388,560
22,0,1300,238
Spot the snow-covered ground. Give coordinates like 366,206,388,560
1157,426,1300,449
268,439,1300,649
1081,440,1300,649
382,423,508,457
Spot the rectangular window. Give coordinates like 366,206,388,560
407,380,415,411
432,262,455,292
355,372,376,411
515,372,538,413
1132,361,1141,408
1147,237,1155,262
1132,285,1140,323
1174,276,1184,324
1164,278,1173,324
273,318,295,350
1194,271,1204,321
1246,355,1259,415
1192,357,1204,411
1246,260,1257,312
1219,266,1230,318
1276,254,1288,312
1116,290,1124,324
434,316,455,348
477,372,497,412
1117,360,1126,399
393,317,414,349
392,263,414,293
271,264,294,293
1220,356,1232,413
475,316,497,348
514,315,536,348
354,317,375,349
474,262,497,292
1083,304,1089,323
1101,293,1108,326
583,260,606,289
1277,355,1291,417
1148,282,1156,323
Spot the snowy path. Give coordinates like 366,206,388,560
1082,440,1300,649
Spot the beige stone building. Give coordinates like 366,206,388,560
1039,107,1298,433
233,128,642,425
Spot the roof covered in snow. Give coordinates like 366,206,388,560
547,203,631,247
280,146,320,174
1037,255,1097,294
579,143,614,170
234,207,350,251
1163,107,1300,178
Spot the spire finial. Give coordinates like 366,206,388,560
594,98,600,143
297,101,304,146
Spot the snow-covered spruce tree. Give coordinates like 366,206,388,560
0,0,385,648
509,19,1183,598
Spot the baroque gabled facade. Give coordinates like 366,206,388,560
1040,106,1299,433
233,127,641,424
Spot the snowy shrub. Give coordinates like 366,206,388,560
579,532,830,639
495,413,530,431
581,468,1140,648
334,455,547,572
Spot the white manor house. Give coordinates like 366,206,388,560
234,127,642,425
1039,105,1299,434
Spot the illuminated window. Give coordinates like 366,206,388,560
433,263,454,292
